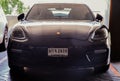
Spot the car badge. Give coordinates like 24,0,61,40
56,32,61,35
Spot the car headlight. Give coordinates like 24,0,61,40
90,27,108,41
11,27,28,42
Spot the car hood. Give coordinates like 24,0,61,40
21,21,100,40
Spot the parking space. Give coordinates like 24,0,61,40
0,51,120,81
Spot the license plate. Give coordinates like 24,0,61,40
48,48,68,57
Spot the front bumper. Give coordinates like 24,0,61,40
7,39,110,72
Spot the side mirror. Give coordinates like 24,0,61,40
17,13,25,21
96,14,103,22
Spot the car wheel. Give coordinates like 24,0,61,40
0,27,8,52
94,64,110,73
9,65,25,76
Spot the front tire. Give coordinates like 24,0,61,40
94,64,110,73
9,65,25,76
0,36,6,52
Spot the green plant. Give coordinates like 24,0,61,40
0,0,25,14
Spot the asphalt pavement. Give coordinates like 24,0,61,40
0,51,120,81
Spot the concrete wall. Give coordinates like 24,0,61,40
6,15,18,28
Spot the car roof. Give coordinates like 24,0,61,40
34,3,86,6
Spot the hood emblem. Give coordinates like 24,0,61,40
56,32,61,35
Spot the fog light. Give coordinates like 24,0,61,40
94,49,107,54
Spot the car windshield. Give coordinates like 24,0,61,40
26,4,94,21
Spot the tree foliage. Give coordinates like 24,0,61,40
0,0,25,14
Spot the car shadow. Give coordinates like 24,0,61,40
10,70,93,81
9,69,113,81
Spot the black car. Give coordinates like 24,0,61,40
7,3,111,76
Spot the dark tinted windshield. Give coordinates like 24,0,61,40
26,3,95,21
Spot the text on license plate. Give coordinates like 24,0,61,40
48,48,68,57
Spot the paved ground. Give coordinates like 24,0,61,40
1,51,120,81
